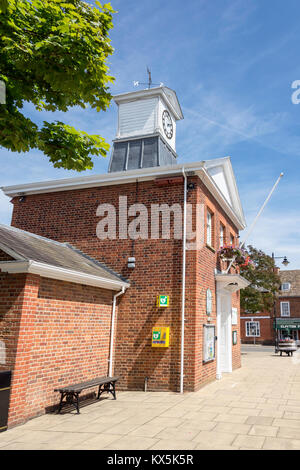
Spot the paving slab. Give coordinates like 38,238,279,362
232,434,265,449
263,437,300,450
245,416,274,426
3,347,300,450
213,422,251,435
193,430,237,447
249,424,279,437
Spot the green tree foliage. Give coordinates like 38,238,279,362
240,245,281,314
0,0,115,171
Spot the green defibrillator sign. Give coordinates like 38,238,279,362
156,295,169,307
152,327,170,347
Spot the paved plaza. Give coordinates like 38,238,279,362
2,346,300,450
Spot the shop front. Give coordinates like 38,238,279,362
274,318,300,346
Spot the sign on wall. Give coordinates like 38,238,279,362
231,307,238,325
232,330,238,345
156,295,169,307
203,324,215,363
152,327,170,347
206,289,212,316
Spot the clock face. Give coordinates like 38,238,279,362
162,110,173,139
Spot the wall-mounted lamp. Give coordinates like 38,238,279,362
127,257,136,269
224,282,239,293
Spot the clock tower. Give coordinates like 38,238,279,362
108,86,183,172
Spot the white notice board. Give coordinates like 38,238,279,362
203,324,215,363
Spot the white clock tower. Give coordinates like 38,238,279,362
108,86,183,172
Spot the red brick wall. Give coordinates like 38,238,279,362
0,249,15,261
20,277,113,425
5,273,40,427
276,297,300,318
0,271,114,428
0,272,28,373
10,176,241,392
240,313,274,345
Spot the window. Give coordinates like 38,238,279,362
220,224,225,247
206,210,213,246
246,321,260,337
280,302,290,317
230,233,235,247
281,283,291,292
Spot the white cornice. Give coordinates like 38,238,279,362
1,159,246,230
0,260,130,291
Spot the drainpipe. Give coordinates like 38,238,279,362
180,168,187,394
108,286,126,377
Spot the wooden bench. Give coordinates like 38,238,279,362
54,376,119,414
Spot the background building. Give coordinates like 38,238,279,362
241,270,300,345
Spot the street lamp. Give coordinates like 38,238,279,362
271,252,290,352
272,253,290,267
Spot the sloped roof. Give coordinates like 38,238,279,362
0,224,129,290
279,270,300,297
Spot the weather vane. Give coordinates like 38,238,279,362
133,67,164,89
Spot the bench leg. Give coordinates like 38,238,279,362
97,384,102,400
57,392,80,414
97,382,117,400
112,381,116,400
74,393,80,414
57,392,66,414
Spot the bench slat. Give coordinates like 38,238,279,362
54,376,119,393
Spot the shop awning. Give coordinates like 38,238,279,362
274,319,300,330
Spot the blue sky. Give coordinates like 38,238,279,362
1,0,299,269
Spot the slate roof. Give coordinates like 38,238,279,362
279,270,300,297
0,224,127,285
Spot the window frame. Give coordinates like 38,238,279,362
206,209,213,247
281,283,291,292
245,321,260,337
219,223,225,248
280,301,290,317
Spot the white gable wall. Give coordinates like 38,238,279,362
204,158,246,228
207,165,232,206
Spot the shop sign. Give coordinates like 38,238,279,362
274,319,300,330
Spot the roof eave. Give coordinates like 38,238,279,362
0,260,130,291
1,160,245,230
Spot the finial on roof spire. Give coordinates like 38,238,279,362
133,67,164,89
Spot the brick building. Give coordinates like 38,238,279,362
0,86,249,428
275,270,300,345
241,270,300,345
